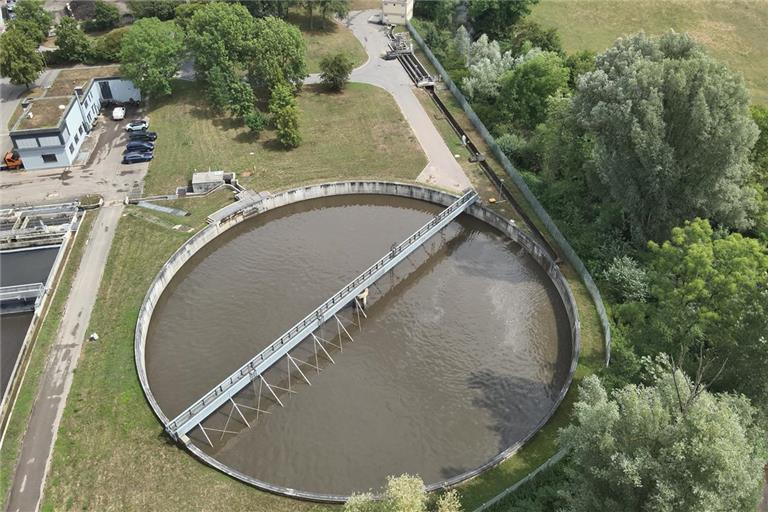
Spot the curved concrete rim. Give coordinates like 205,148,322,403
134,181,581,503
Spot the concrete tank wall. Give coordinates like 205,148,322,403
134,181,580,502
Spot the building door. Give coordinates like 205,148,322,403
99,81,113,100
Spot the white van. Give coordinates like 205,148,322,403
112,107,126,120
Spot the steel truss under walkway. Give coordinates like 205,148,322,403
167,190,478,442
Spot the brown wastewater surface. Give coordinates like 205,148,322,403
145,195,571,496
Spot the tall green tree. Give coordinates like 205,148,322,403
128,0,181,20
0,28,44,88
12,0,52,41
632,218,768,408
85,0,120,31
8,18,46,44
54,17,91,63
467,0,539,40
249,16,307,89
186,2,254,75
573,31,759,242
120,18,184,96
559,373,765,512
238,0,293,19
498,50,569,130
269,82,301,148
319,0,348,28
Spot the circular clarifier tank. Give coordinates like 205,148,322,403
139,184,577,500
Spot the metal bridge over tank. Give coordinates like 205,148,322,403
167,190,478,442
0,283,45,313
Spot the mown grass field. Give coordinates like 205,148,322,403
290,11,368,74
143,81,425,196
530,0,768,103
0,212,95,502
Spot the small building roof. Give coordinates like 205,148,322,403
46,65,121,98
14,97,73,131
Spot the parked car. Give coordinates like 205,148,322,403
124,141,155,153
122,152,153,164
128,131,158,142
125,120,149,132
112,107,126,120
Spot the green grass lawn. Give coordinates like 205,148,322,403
530,0,768,104
143,81,425,196
290,10,367,74
0,212,95,502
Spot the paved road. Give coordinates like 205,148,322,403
4,203,123,512
341,11,471,191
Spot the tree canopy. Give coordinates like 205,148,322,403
269,82,301,148
85,0,120,31
55,17,91,63
12,0,52,42
0,27,44,88
559,373,765,512
467,0,539,40
498,49,569,129
120,18,184,96
573,31,759,242
625,218,768,408
249,16,307,90
345,474,462,512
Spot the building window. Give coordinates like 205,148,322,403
78,125,84,135
69,143,75,154
74,133,80,144
42,154,58,163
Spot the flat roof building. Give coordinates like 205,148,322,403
8,66,141,170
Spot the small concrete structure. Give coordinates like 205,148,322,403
381,0,413,25
191,171,235,194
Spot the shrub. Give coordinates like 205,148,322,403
83,0,120,31
243,110,266,135
319,52,354,91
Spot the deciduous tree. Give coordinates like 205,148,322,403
55,17,91,63
636,218,768,408
498,50,568,129
344,474,462,512
0,28,44,88
85,0,120,31
467,0,539,40
120,18,184,96
12,0,52,42
319,52,353,91
269,82,301,148
559,373,765,512
249,16,307,89
573,31,760,242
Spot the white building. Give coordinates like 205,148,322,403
9,72,140,170
381,0,413,25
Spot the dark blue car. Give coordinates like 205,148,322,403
128,131,158,142
125,141,155,153
122,152,153,164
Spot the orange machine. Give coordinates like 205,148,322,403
2,150,23,170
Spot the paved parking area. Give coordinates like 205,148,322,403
0,108,150,208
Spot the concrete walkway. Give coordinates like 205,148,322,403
4,203,123,512
341,11,471,191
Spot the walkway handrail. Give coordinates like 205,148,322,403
0,283,45,302
167,190,478,439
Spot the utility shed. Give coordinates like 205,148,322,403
191,171,234,194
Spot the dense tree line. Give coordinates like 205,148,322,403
414,1,768,510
